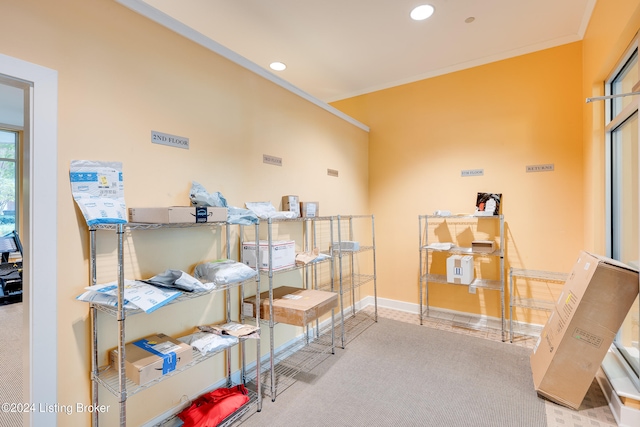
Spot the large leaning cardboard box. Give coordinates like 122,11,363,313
129,206,228,224
110,333,193,386
243,286,338,327
530,251,638,409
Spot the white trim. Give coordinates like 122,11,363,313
114,0,369,133
0,53,58,426
578,0,598,39
598,352,640,427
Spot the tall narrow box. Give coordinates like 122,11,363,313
281,195,300,217
530,251,638,409
446,255,474,284
300,201,319,218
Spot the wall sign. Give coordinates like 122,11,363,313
151,130,189,150
327,169,339,177
263,154,282,166
461,169,484,177
526,164,554,173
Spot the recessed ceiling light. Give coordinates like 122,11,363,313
410,4,435,21
269,62,286,71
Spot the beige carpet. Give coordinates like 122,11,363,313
242,315,546,426
376,307,617,427
0,302,22,427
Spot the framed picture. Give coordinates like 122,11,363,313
475,192,501,216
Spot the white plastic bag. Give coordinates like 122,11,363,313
193,259,258,286
70,160,127,225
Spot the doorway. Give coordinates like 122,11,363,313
0,54,58,426
0,79,25,427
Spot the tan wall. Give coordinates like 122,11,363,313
0,0,369,425
581,0,640,253
333,42,585,317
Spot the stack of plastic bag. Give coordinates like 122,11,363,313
245,201,297,220
189,181,258,225
193,259,258,286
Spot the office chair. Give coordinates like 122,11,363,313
0,230,23,301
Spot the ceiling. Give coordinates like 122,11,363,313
140,0,596,103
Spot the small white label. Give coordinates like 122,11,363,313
526,164,554,173
242,302,254,317
263,154,282,166
461,169,484,177
152,342,181,354
151,130,189,149
282,294,302,300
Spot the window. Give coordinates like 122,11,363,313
607,44,640,388
0,129,18,235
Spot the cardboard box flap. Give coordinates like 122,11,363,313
583,251,639,273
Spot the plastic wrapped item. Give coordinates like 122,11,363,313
69,160,127,225
75,290,137,310
193,259,258,286
189,182,258,224
143,269,213,292
245,201,297,219
227,206,259,225
189,181,227,208
178,331,238,355
84,280,181,313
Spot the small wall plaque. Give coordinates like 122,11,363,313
461,169,484,177
263,154,282,166
526,164,554,173
327,169,339,177
151,131,189,150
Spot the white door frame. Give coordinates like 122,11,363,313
0,53,58,426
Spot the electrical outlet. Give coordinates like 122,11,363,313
468,285,477,294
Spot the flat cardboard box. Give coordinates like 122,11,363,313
300,201,319,218
242,240,296,271
242,286,338,327
530,251,639,409
110,333,193,386
471,240,495,253
281,195,300,217
129,206,228,224
446,255,474,285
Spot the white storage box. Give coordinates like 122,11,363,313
242,240,296,271
446,255,474,285
282,195,300,217
300,201,319,218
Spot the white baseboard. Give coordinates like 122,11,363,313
598,351,640,427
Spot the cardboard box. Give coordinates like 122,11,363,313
472,240,495,253
530,251,639,409
281,195,300,217
129,207,228,224
110,333,193,386
242,286,338,327
242,240,296,271
446,255,474,284
300,201,319,218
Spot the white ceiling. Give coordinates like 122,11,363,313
141,0,596,103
